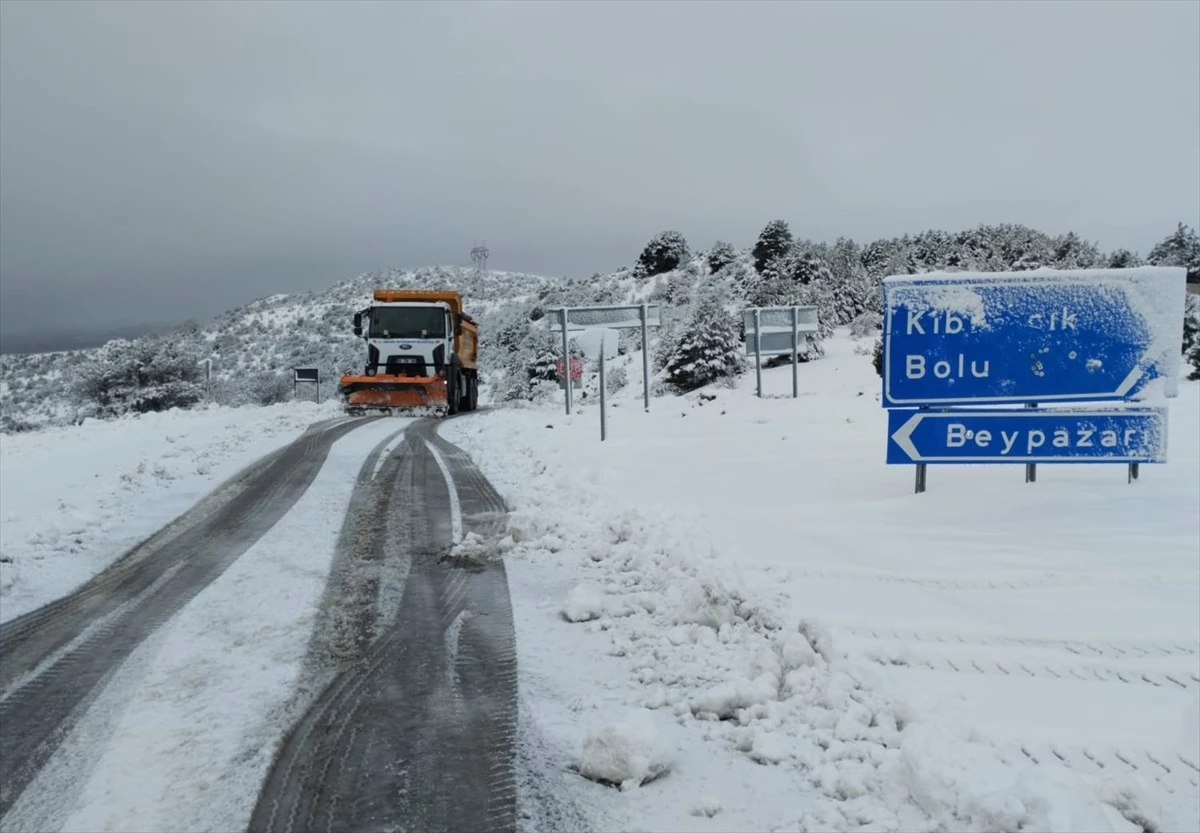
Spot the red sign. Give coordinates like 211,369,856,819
556,355,584,381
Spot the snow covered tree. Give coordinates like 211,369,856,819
1189,342,1200,382
526,337,563,383
753,220,793,273
1107,248,1143,269
1148,222,1200,283
74,336,205,417
707,240,737,274
662,295,745,392
637,230,690,277
1050,232,1102,270
1184,295,1200,356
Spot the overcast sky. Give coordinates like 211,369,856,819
1,0,1197,341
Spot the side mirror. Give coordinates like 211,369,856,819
352,312,362,337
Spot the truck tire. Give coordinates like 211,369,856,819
458,372,472,413
447,361,460,416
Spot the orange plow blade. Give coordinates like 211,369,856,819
339,374,448,414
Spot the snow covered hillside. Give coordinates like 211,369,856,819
443,329,1200,832
6,221,1197,435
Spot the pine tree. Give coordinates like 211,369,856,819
1107,249,1143,269
752,220,793,273
1148,222,1200,283
637,230,691,277
663,295,745,391
1184,295,1200,356
1051,231,1102,269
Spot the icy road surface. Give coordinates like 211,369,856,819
0,414,523,833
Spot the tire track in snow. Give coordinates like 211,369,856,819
0,417,377,822
843,623,1200,814
249,416,517,833
786,567,1200,591
860,651,1199,691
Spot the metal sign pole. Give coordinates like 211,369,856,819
560,307,572,415
754,308,763,398
599,342,607,441
1025,402,1038,483
915,406,929,494
1128,463,1140,484
640,303,651,412
791,306,799,399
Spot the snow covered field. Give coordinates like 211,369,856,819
0,401,344,623
444,330,1200,832
1,329,1196,832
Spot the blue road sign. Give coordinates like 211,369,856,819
886,408,1168,465
883,268,1186,407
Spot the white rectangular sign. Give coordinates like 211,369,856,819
742,306,820,356
546,304,661,331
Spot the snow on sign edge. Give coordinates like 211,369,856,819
882,266,1188,399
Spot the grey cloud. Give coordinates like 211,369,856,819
1,0,1197,341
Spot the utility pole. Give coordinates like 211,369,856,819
470,242,490,272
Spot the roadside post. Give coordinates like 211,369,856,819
598,331,608,441
200,358,212,400
881,267,1186,493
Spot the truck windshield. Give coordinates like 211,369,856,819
369,307,446,339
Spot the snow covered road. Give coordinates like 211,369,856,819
0,415,371,822
0,412,522,833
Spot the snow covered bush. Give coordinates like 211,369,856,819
849,310,883,338
636,231,690,278
605,364,628,393
872,337,884,377
1188,342,1200,382
662,296,745,392
73,336,205,417
707,240,737,274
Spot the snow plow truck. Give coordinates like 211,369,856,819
338,289,479,415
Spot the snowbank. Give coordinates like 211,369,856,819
443,330,1199,832
0,401,345,622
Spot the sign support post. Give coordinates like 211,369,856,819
1025,403,1038,483
753,308,763,399
791,306,799,399
560,307,572,416
599,338,608,441
640,303,651,412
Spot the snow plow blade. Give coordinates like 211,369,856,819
339,374,449,415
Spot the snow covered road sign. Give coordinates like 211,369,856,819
882,267,1187,407
546,304,661,416
886,407,1169,465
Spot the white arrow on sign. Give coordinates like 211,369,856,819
890,412,922,461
